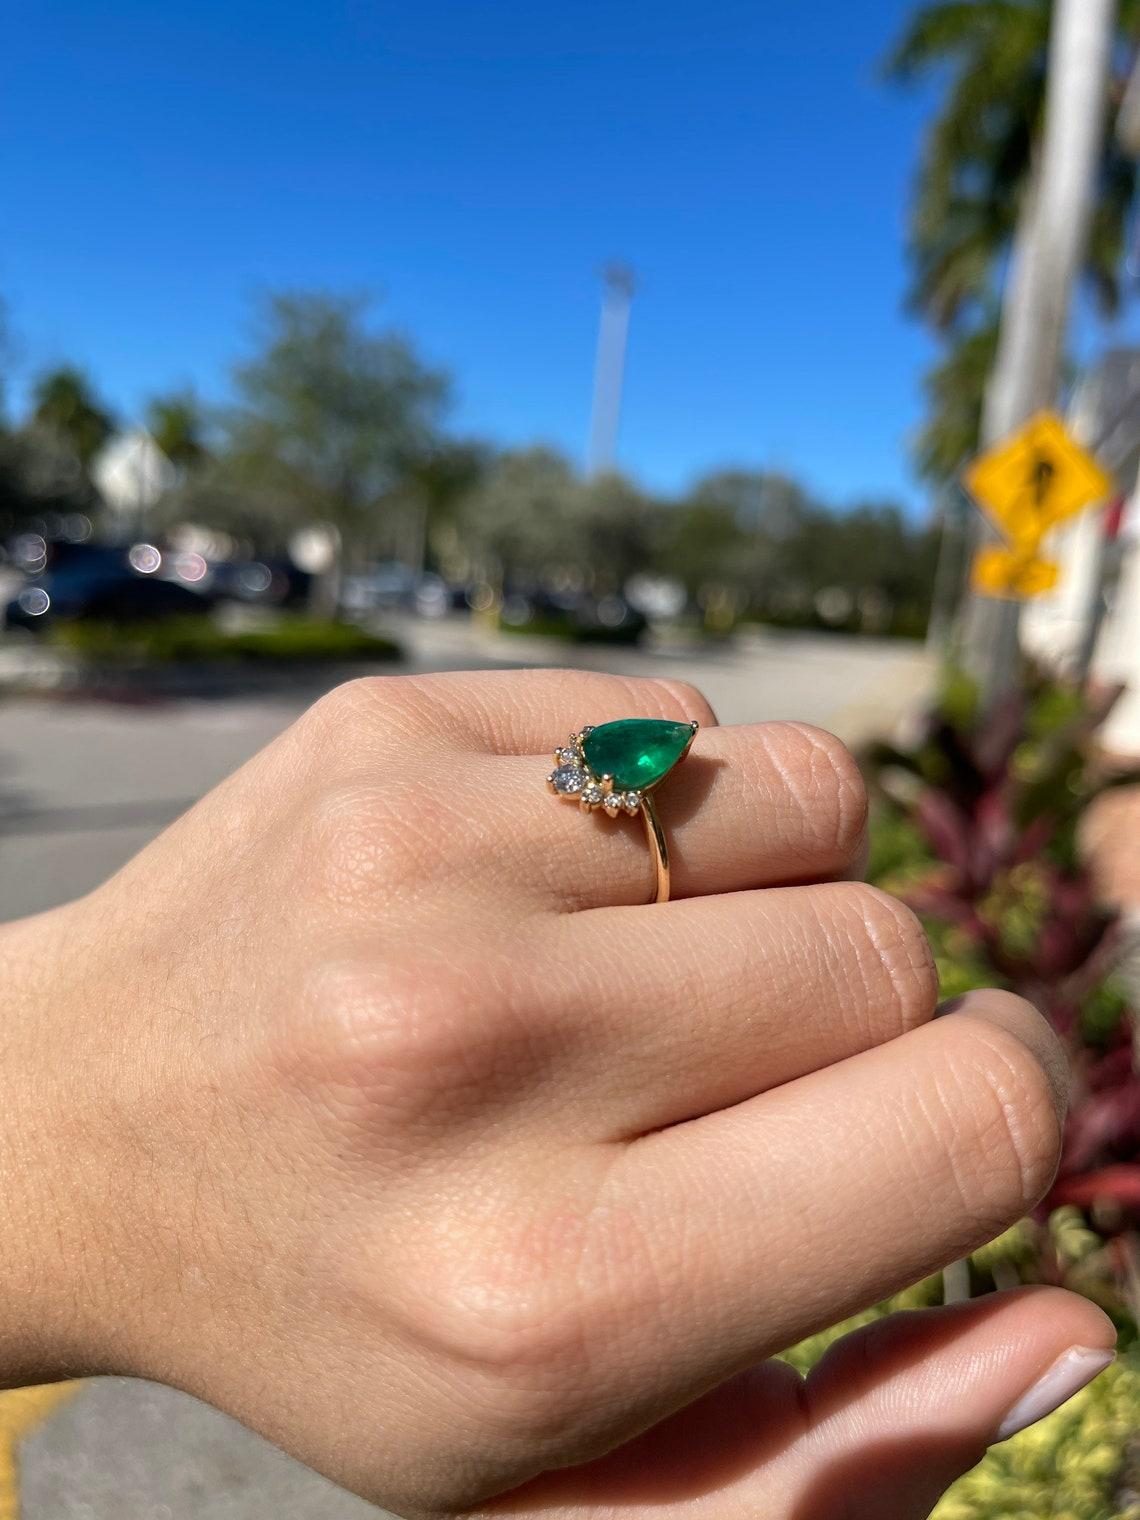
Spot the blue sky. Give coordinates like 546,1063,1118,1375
2,1,1004,509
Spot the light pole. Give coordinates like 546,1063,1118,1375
587,262,636,477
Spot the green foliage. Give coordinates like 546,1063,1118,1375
914,322,998,483
1,366,118,524
0,291,940,640
497,609,645,646
886,0,1140,481
30,367,115,468
856,665,1140,1509
52,615,400,665
146,392,210,474
457,447,590,581
935,1354,1140,1518
222,292,449,559
781,1236,1140,1516
659,475,938,635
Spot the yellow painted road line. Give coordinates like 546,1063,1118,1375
0,1384,80,1520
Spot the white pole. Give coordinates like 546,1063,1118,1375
965,0,1117,705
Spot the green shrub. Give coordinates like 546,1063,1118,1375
497,610,645,645
52,616,401,665
851,666,1140,1515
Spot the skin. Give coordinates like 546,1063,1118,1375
0,668,1116,1519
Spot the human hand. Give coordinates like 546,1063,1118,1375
0,670,1114,1519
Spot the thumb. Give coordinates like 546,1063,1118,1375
764,1284,1117,1519
491,1286,1116,1520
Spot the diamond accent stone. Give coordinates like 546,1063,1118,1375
581,783,603,805
552,765,586,795
602,792,622,814
622,791,641,814
556,746,580,766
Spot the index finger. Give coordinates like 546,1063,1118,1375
576,990,1066,1438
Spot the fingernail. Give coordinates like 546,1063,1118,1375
995,1346,1116,1441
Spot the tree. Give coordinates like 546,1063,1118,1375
399,438,491,576
687,469,812,538
225,293,449,603
146,391,210,476
456,447,581,584
657,497,748,599
30,366,114,471
575,472,660,593
887,0,1140,482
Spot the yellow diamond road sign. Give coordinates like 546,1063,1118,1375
963,411,1113,549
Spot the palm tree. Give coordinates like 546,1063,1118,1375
887,0,1140,480
914,320,1000,483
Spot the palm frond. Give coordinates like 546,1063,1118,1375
884,1,1044,81
914,319,1001,482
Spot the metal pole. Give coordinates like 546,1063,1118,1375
587,263,636,477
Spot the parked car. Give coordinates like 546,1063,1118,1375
341,564,449,617
209,557,312,608
5,556,213,631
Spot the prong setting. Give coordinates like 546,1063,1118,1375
548,720,694,818
545,720,686,907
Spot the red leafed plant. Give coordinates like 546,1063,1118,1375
866,666,1140,1314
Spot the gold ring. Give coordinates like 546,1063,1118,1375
546,718,699,905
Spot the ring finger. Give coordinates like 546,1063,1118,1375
507,719,868,910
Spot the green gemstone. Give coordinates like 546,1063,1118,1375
582,719,694,792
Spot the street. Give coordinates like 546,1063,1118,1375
1,621,932,1518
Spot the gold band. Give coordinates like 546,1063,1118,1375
640,793,670,904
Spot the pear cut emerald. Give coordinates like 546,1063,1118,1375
582,719,694,792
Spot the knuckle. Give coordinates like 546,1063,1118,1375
387,1231,607,1447
300,675,453,762
274,955,412,1093
302,776,479,905
376,1174,660,1454
835,883,938,1032
303,780,414,902
304,675,389,736
303,957,464,1083
766,723,868,867
939,1013,1065,1225
287,950,552,1131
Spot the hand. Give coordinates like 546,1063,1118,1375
0,670,1114,1519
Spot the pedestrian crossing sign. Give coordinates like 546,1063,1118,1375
964,412,1113,549
964,411,1113,600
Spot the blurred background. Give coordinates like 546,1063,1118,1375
6,0,1140,1515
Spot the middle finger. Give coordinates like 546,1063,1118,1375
542,881,939,1136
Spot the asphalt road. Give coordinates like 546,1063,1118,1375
0,619,933,1518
